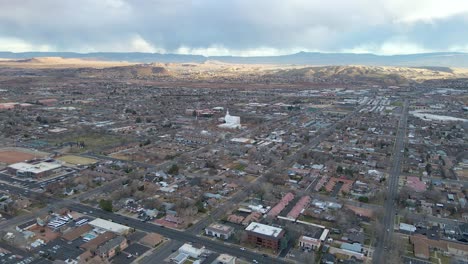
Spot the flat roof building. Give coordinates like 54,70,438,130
245,222,285,252
299,235,321,251
88,218,131,235
205,223,234,240
212,254,236,264
8,161,61,178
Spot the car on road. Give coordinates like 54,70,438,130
240,247,245,251
253,260,259,264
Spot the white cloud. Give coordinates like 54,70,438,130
78,35,165,53
129,35,163,53
0,37,52,52
449,44,468,53
384,0,468,24
345,40,433,55
175,45,310,57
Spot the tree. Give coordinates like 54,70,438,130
336,165,343,174
135,117,142,123
167,164,179,175
425,163,432,175
423,190,442,203
358,196,369,203
99,199,113,212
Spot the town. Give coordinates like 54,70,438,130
0,60,467,264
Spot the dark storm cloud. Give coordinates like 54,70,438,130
0,0,467,55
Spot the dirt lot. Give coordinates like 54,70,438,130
28,225,60,243
0,151,35,164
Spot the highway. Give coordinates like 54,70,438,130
372,99,409,264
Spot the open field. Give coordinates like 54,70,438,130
0,148,48,164
57,155,97,165
48,133,129,153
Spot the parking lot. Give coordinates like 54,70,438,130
36,238,84,261
111,243,151,264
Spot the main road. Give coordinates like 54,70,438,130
372,99,409,264
0,176,290,264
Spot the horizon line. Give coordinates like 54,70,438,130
0,50,467,58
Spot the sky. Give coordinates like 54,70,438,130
0,0,468,56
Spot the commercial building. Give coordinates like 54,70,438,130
245,222,285,251
205,223,234,240
7,161,61,178
88,218,131,235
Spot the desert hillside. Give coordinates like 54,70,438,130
1,57,468,85
0,56,134,68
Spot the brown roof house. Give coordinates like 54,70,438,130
140,233,164,247
96,236,128,259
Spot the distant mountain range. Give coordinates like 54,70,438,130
1,51,468,67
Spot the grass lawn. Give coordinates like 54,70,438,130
244,175,257,182
298,215,331,228
431,251,450,264
49,132,128,152
57,155,97,165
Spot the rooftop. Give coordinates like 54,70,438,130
8,161,61,174
88,218,130,234
245,222,284,238
206,223,234,234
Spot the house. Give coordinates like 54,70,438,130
205,223,234,240
171,253,189,264
178,243,205,258
62,224,93,241
299,235,321,251
460,223,468,237
410,234,468,259
321,253,336,264
140,233,163,247
96,236,128,259
245,222,285,252
399,223,417,233
80,232,116,252
340,242,362,253
213,254,236,264
0,195,13,212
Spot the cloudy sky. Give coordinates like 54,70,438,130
0,0,468,56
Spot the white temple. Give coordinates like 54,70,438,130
218,110,241,129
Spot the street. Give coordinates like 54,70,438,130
373,99,409,264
